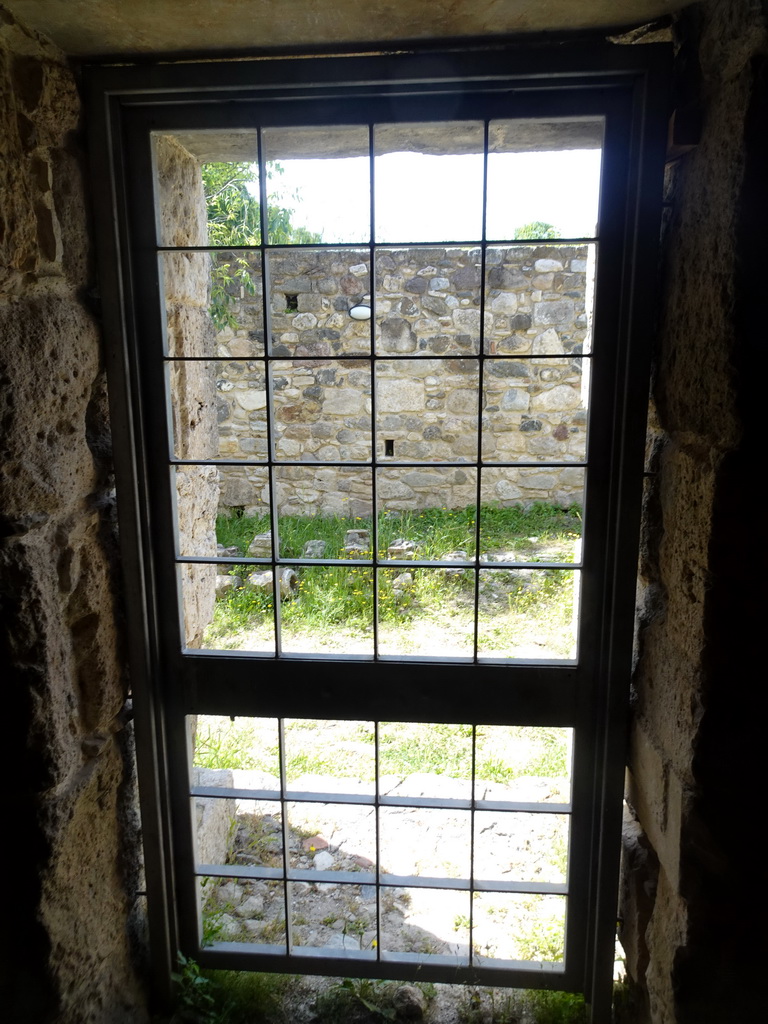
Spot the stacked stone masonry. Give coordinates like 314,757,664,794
210,244,592,516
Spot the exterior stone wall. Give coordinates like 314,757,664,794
215,245,591,516
0,8,149,1023
620,2,767,1022
157,137,220,646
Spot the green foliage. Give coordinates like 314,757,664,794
208,502,581,645
459,987,522,1024
201,162,321,329
316,978,434,1024
167,954,218,1023
194,720,259,770
513,221,560,240
524,990,587,1024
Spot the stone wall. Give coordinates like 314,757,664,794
619,2,766,1022
0,7,148,1022
214,245,591,516
157,137,220,646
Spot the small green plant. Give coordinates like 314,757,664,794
168,953,218,1023
524,990,587,1024
459,986,521,1024
316,978,396,1022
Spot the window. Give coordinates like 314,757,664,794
87,42,668,1020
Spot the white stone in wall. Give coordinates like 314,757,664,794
235,389,267,411
532,327,564,355
292,312,318,329
322,388,365,415
500,388,530,411
490,292,518,313
349,263,368,277
534,385,582,411
377,379,425,412
532,273,554,290
534,258,564,272
447,388,479,413
533,299,575,326
570,259,588,272
495,478,522,500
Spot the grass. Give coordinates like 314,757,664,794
193,717,572,789
205,502,581,653
217,502,581,563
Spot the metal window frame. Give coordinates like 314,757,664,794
84,40,669,1021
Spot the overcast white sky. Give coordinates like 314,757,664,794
262,149,602,244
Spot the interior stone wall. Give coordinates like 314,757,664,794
2,0,764,1020
0,9,149,1023
620,2,766,1021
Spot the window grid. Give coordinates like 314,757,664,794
161,119,594,663
191,720,572,971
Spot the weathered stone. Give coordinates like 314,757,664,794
303,539,327,558
248,531,273,556
379,317,417,352
388,540,417,559
393,985,427,1020
533,298,575,326
534,258,564,272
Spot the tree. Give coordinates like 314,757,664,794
513,220,559,240
202,162,321,329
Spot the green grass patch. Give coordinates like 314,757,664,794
207,503,581,646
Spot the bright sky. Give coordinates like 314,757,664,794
264,149,602,244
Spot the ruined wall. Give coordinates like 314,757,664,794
157,138,220,646
0,7,148,1022
215,245,590,516
620,2,767,1021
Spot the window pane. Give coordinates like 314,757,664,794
478,474,583,562
378,722,473,796
377,568,475,658
182,562,276,653
283,719,376,792
190,715,281,780
484,243,594,356
153,131,261,248
473,811,570,884
380,886,470,964
486,118,603,241
167,359,267,462
374,247,481,357
271,359,372,462
161,250,264,359
374,122,485,243
267,248,371,357
476,567,578,661
274,466,372,531
262,126,370,245
375,358,479,462
376,469,478,560
279,564,374,656
472,892,566,966
482,357,589,464
474,726,573,804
